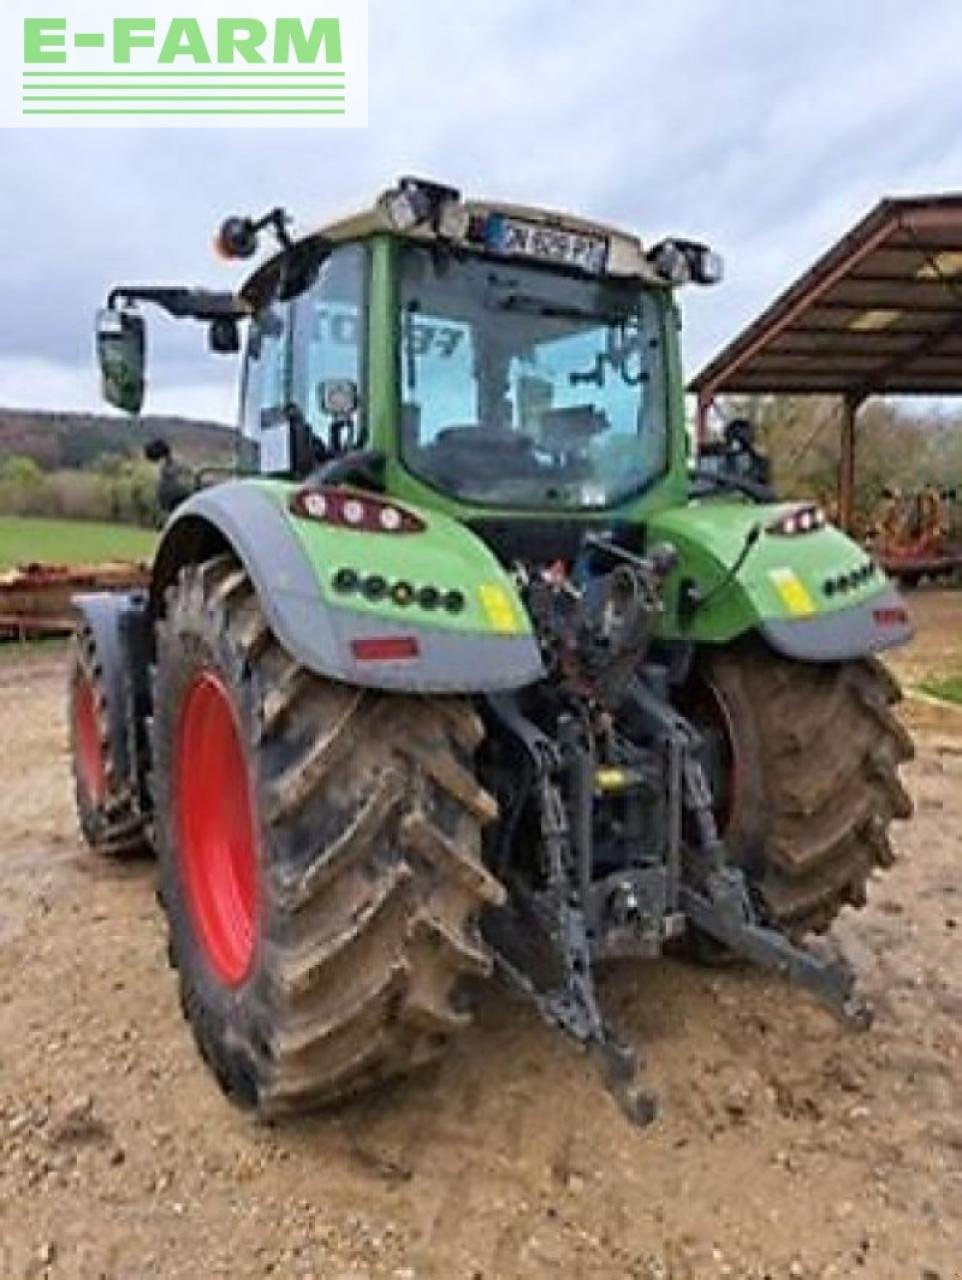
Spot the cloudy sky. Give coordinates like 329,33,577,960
2,0,962,424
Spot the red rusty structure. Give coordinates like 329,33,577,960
0,561,149,640
691,195,962,534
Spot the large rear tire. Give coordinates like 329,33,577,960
687,642,913,939
150,556,502,1115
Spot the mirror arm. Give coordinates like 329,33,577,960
106,285,248,323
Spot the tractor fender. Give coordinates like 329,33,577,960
756,583,912,660
151,480,545,694
649,500,914,662
71,590,151,793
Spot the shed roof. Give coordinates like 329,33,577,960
691,195,962,400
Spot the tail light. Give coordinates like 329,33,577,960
767,505,826,537
290,487,426,534
873,606,909,627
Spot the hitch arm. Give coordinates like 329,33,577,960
681,872,873,1029
679,755,872,1030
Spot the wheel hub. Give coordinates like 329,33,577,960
176,671,258,986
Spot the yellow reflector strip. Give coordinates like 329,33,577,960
770,568,816,617
595,767,629,792
917,251,962,279
478,583,519,633
848,308,901,332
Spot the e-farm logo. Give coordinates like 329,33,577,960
1,1,367,127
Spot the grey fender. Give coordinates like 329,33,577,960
151,482,545,694
72,590,151,793
759,583,914,662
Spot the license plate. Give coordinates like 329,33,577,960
484,214,609,274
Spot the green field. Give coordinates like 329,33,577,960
920,674,962,706
0,516,155,571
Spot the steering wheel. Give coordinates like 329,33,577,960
435,425,537,455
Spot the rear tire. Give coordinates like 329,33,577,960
688,642,913,939
151,556,502,1115
68,625,150,857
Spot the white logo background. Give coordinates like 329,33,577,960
0,0,367,128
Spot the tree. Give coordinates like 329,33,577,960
0,454,48,515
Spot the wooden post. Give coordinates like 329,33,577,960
838,393,862,533
696,392,710,445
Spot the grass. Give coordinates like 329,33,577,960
0,516,155,571
0,635,69,664
919,674,962,706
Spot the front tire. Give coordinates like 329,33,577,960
151,556,502,1115
687,642,914,939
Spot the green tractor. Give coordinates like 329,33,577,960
70,179,914,1123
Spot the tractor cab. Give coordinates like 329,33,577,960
233,180,722,519
96,178,723,529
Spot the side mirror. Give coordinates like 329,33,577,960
317,378,361,454
96,307,146,414
724,417,757,451
318,378,359,419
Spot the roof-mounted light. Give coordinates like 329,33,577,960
648,238,724,286
437,199,471,241
380,176,462,233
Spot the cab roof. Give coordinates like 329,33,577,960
240,186,664,307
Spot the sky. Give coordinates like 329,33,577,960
2,0,962,425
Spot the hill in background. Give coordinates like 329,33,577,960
0,409,235,471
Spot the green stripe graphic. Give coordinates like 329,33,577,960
23,108,347,115
23,95,345,102
23,89,345,94
21,66,351,117
22,70,345,77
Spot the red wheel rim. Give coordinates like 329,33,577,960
176,672,259,986
72,672,106,806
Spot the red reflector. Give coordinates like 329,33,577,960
351,635,420,662
873,607,909,626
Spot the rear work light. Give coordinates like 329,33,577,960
766,505,826,537
290,487,426,534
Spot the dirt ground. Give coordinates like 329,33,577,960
0,592,960,1280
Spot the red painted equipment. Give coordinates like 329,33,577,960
0,561,149,639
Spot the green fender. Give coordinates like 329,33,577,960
151,479,544,693
648,499,913,660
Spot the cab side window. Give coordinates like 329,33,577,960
240,301,290,473
290,245,366,449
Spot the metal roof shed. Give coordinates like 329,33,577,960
690,195,962,529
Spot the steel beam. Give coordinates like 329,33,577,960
837,393,863,533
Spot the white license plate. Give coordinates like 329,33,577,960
485,215,609,274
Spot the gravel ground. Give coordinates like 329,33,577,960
0,591,959,1280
